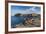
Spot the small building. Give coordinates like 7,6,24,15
31,13,37,16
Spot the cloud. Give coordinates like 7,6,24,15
11,7,41,16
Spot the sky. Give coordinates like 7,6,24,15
11,6,41,16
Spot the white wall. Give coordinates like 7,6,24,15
0,0,5,34
0,0,46,34
9,0,44,2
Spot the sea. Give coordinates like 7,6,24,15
11,16,25,28
11,16,33,28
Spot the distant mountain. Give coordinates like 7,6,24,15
14,13,21,16
14,13,40,17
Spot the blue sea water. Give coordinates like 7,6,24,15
11,16,25,28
